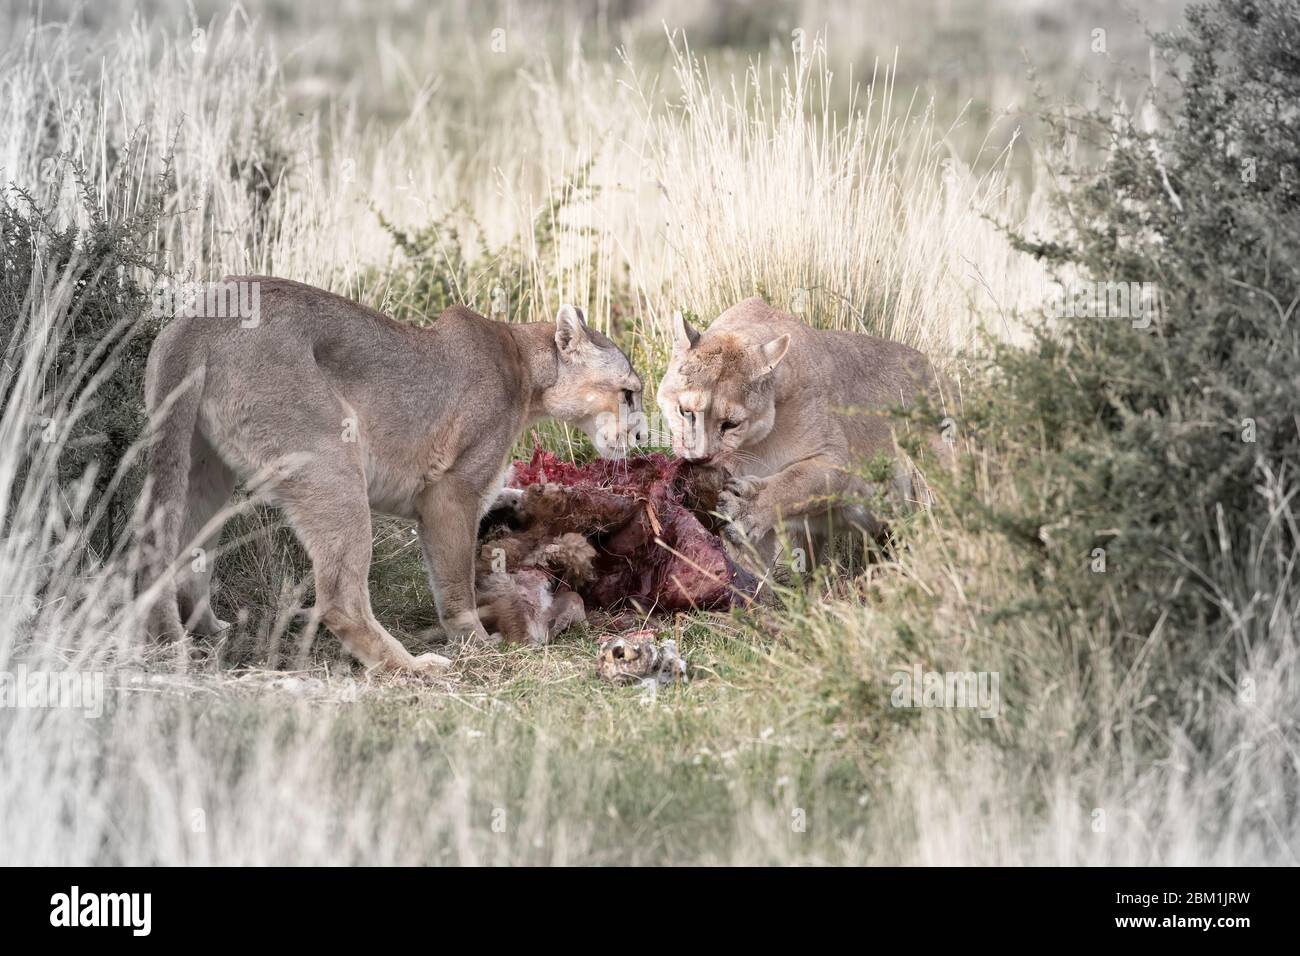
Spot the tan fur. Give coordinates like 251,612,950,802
140,277,643,674
476,529,596,584
656,297,952,568
475,570,585,647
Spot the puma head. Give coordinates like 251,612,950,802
544,304,648,457
656,310,789,464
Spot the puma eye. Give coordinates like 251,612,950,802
622,389,635,406
720,420,740,433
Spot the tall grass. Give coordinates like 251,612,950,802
1,1,1294,865
640,37,1042,355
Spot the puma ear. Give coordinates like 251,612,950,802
672,310,700,352
555,304,590,357
754,334,790,378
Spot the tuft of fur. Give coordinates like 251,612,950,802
475,568,586,646
538,533,596,582
477,526,596,584
472,526,595,645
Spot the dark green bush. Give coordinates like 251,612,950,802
943,0,1300,664
0,152,172,557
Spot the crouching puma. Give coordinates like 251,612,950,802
656,296,952,569
141,277,645,673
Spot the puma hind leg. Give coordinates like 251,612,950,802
175,429,237,636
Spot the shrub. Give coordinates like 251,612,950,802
0,151,171,557
375,159,603,327
936,0,1300,699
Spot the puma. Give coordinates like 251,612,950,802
140,277,645,673
656,296,952,568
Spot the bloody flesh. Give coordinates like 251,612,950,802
489,448,759,613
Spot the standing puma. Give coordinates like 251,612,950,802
141,277,645,673
656,296,951,568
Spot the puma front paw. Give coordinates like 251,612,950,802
189,610,232,637
443,611,501,647
724,474,767,498
408,651,453,672
717,489,771,546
